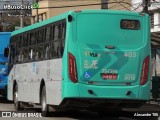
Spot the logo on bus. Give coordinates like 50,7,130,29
84,51,101,57
84,71,91,79
84,60,98,69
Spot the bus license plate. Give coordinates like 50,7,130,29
101,73,117,80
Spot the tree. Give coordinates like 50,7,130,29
0,25,3,32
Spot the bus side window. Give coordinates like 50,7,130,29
38,29,43,44
54,25,59,41
61,22,66,56
30,32,36,45
36,31,38,43
14,34,22,63
58,24,62,39
45,27,51,42
10,45,16,64
10,37,16,64
44,43,50,59
62,22,66,40
35,45,44,60
51,26,54,41
50,42,58,58
16,49,20,63
21,48,29,62
16,36,21,48
23,34,28,47
60,41,64,57
29,47,36,60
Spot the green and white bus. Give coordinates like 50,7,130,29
5,10,151,115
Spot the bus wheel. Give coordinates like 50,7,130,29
13,85,23,110
41,86,49,117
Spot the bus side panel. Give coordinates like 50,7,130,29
8,59,63,105
19,64,29,102
7,66,15,101
21,59,63,105
139,46,151,100
138,16,151,100
139,83,150,100
46,81,62,105
61,19,80,99
8,64,24,101
46,59,62,105
62,81,80,98
7,79,13,100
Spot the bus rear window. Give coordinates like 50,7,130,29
121,20,140,30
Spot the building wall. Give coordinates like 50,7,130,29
32,0,131,23
108,0,131,11
32,0,101,23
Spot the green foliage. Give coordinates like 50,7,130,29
2,24,15,32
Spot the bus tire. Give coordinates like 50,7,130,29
41,86,49,117
13,84,23,110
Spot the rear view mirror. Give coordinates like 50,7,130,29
4,47,9,57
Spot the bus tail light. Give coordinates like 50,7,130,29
140,56,150,85
69,52,78,83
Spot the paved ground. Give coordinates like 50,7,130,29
0,97,159,120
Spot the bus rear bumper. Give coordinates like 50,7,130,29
60,98,147,109
61,82,149,108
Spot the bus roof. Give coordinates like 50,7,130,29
0,32,11,35
11,10,146,36
11,11,71,36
